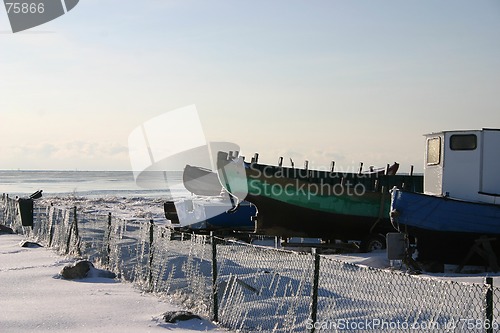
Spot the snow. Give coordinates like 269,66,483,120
325,249,500,285
37,196,170,223
0,234,229,333
325,249,391,269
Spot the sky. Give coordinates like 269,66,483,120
1,0,500,172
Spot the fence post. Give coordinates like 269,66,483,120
48,204,54,247
64,206,80,255
486,277,493,333
310,248,320,333
148,219,154,291
73,206,81,255
211,231,219,322
105,212,111,267
65,207,76,254
1,193,3,224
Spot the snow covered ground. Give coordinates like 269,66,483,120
3,193,500,333
0,233,229,333
325,249,500,285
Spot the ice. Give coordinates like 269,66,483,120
36,195,170,224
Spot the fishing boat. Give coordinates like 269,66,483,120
390,129,500,265
164,165,256,233
164,196,256,232
217,151,423,251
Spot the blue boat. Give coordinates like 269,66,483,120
390,129,500,265
164,165,256,233
164,197,256,232
391,189,500,235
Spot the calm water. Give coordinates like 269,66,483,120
0,170,185,198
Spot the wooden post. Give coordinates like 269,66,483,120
106,212,112,265
73,206,81,256
65,207,78,254
48,204,54,247
148,220,154,290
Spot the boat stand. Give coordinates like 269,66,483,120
456,236,500,273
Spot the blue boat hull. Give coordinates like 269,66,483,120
204,202,255,230
391,189,500,264
391,189,500,234
164,198,256,232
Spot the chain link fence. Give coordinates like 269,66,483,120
1,193,499,332
316,255,490,332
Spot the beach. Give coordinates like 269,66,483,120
0,233,227,333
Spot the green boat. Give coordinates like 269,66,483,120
217,151,423,251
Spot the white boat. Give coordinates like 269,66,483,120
391,128,500,265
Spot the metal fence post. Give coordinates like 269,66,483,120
211,231,219,322
486,277,493,333
310,248,320,333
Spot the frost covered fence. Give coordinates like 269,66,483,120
1,195,150,282
316,257,493,332
1,194,17,227
214,237,314,332
2,194,500,333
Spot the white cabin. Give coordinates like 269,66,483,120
424,129,500,204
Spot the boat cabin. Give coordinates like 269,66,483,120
424,128,500,204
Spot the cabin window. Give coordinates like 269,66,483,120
450,134,477,150
426,137,441,165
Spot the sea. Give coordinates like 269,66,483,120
0,170,188,222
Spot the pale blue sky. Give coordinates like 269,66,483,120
1,0,499,172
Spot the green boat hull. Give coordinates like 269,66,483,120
217,152,423,241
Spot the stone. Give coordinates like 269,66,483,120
19,240,42,248
0,224,14,234
60,260,93,279
88,267,117,279
162,311,201,323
